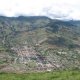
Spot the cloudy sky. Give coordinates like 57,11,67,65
0,0,80,20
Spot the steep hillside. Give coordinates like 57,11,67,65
0,16,80,72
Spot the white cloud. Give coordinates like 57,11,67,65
0,0,80,20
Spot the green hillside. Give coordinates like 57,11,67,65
0,16,80,72
0,71,80,80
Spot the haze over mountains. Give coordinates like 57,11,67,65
0,0,80,20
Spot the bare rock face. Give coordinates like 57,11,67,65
11,46,54,70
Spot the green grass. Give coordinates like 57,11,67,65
0,71,80,80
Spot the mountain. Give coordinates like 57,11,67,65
0,16,80,72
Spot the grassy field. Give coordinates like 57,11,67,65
0,71,80,80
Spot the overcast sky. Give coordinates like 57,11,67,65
0,0,80,20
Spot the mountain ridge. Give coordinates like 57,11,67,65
0,16,80,72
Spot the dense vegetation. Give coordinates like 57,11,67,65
0,70,80,80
